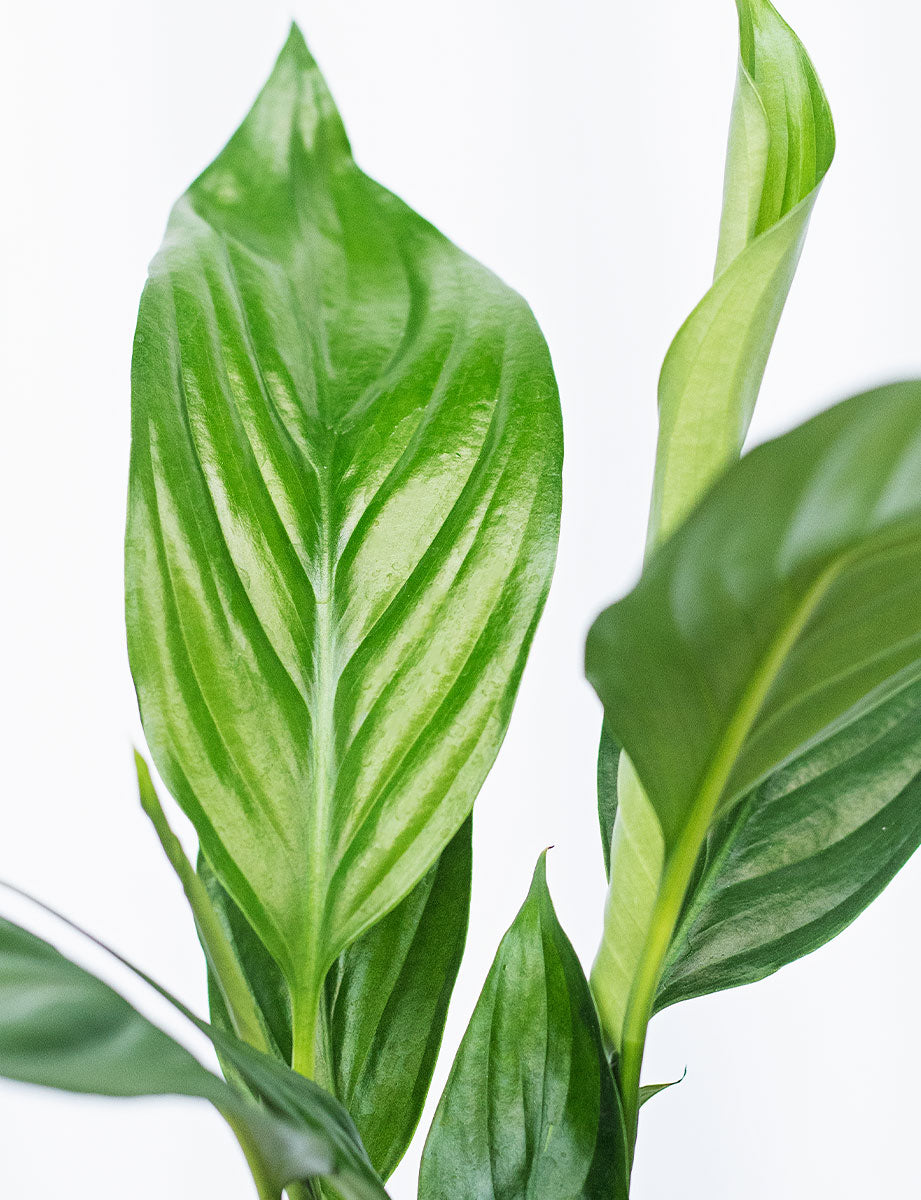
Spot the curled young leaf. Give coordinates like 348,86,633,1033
649,0,834,546
126,24,562,1072
595,0,834,1060
419,855,629,1200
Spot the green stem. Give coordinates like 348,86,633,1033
224,1111,282,1200
134,751,270,1054
615,562,842,1148
291,976,321,1078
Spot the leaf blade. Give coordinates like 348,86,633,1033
656,665,921,1008
126,23,562,1057
419,855,629,1200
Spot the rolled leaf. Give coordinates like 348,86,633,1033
419,855,629,1200
126,22,562,1070
0,911,388,1200
202,819,472,1179
649,0,834,546
595,0,834,1054
656,665,921,1008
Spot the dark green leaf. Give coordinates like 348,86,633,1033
325,818,471,1178
597,727,620,879
0,910,387,1199
657,665,921,1009
202,819,472,1179
126,21,562,1069
587,381,921,853
588,381,921,1056
419,855,629,1200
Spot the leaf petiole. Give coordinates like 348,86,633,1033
134,751,270,1056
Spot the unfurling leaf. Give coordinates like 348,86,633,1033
594,0,835,1055
649,0,834,546
419,855,629,1200
126,23,562,1073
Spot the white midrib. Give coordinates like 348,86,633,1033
291,459,339,1079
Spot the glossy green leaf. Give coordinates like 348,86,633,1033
202,819,472,1179
595,0,834,1058
588,381,921,1087
125,23,562,1070
656,665,921,1009
0,909,388,1200
649,0,834,546
419,855,629,1200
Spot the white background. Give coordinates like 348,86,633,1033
2,0,920,1195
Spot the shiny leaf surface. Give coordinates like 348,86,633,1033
126,23,562,1067
657,666,921,1009
202,819,472,1178
588,382,921,1065
419,856,629,1200
649,0,834,546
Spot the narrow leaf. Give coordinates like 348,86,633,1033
0,909,386,1199
649,0,834,546
419,855,629,1200
202,819,472,1179
126,21,562,1069
656,666,921,1009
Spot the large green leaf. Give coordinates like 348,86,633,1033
0,908,388,1200
649,0,834,546
419,855,629,1200
594,0,834,1060
588,381,921,1096
202,819,472,1179
656,664,921,1009
125,23,562,1070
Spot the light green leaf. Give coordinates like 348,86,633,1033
588,381,921,1103
202,819,472,1179
656,665,921,1009
595,0,834,1063
419,855,629,1200
0,906,388,1200
126,23,562,1070
649,0,834,546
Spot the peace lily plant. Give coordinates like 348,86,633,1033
3,2,921,1196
